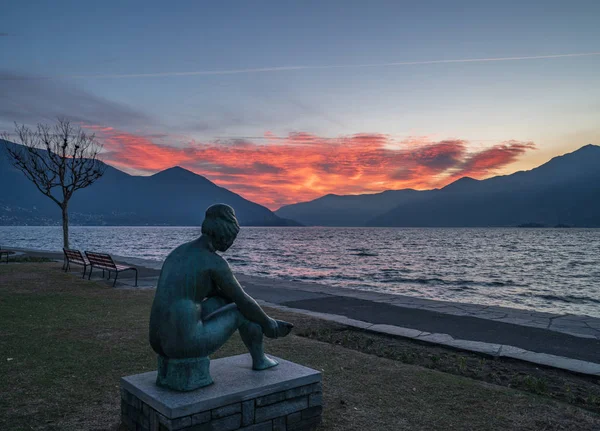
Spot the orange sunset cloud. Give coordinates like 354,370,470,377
86,126,535,209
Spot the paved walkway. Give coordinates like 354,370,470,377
9,248,600,375
235,275,600,372
236,274,600,341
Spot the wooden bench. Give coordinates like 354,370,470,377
63,248,90,278
0,246,12,264
85,251,138,287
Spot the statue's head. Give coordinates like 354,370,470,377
201,204,240,252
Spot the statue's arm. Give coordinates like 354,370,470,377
210,257,276,334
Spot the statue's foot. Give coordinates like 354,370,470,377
275,320,294,338
253,355,279,370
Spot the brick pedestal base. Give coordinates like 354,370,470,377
121,354,322,431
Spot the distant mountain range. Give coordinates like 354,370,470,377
276,144,600,227
0,140,299,226
3,140,599,228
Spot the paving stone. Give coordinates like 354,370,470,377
382,299,427,308
255,397,309,423
369,324,424,338
240,421,273,431
498,345,529,356
379,296,423,304
285,384,315,399
193,414,241,431
523,320,551,328
341,290,393,301
308,393,322,407
504,309,534,318
140,415,150,429
456,304,490,312
161,415,191,430
500,346,600,375
256,392,286,407
299,310,338,321
485,305,516,313
286,412,302,425
554,315,591,322
122,412,134,429
496,317,538,326
128,405,140,422
549,326,599,338
148,409,159,431
478,313,509,320
301,406,322,419
328,315,373,329
212,402,241,419
127,393,141,410
416,333,455,344
192,411,211,425
550,324,590,334
447,339,502,356
273,416,286,431
422,306,471,316
551,319,592,328
120,387,132,403
421,302,461,309
156,413,170,428
242,400,255,426
585,321,600,330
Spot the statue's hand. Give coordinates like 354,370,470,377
264,318,294,338
263,318,279,338
275,319,294,338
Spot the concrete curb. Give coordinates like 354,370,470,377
259,300,600,378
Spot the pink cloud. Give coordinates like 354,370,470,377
87,126,535,209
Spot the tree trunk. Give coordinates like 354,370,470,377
61,204,69,249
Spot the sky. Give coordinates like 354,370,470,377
1,0,599,209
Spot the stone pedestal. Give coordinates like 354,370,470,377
156,356,213,391
121,354,323,431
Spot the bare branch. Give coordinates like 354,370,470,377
2,119,106,248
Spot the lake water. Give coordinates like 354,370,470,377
2,226,599,317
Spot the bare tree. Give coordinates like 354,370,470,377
2,119,106,249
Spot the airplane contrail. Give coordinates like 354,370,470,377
4,52,600,80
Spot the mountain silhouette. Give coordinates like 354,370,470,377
0,140,299,226
276,144,600,227
276,189,424,226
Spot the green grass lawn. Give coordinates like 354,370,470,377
1,263,599,430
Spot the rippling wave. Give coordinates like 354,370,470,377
1,226,599,317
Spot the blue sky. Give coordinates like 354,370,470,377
1,0,599,207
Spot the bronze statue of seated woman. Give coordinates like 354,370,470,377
149,204,293,391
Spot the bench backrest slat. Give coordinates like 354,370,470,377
85,251,117,270
64,248,87,263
